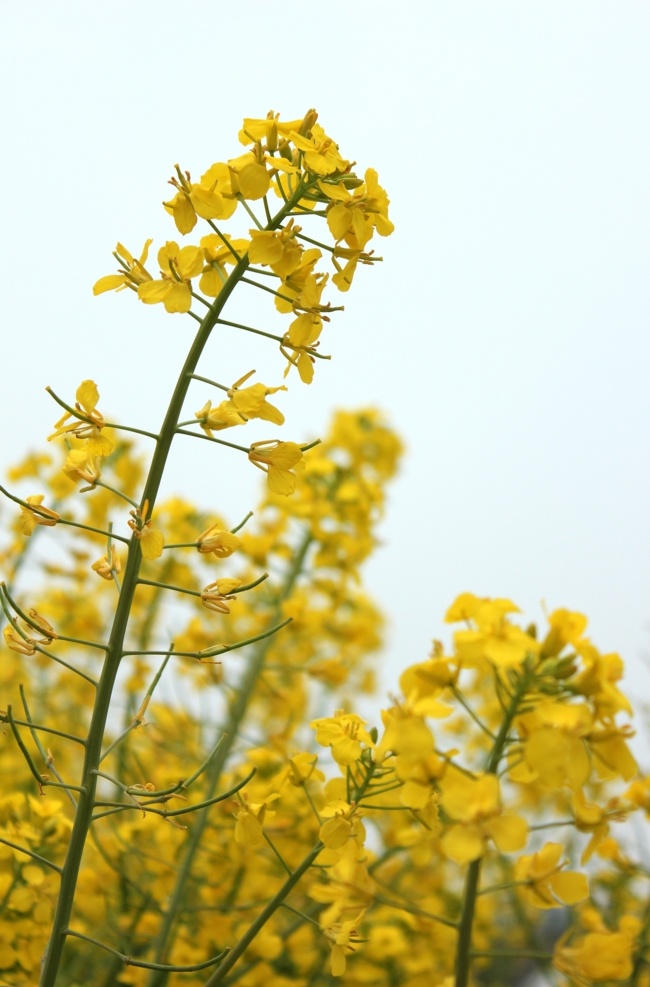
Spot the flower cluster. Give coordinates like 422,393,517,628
1,112,648,987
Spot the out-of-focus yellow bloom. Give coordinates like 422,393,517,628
446,593,540,669
554,914,640,983
323,917,365,977
227,371,286,425
3,611,56,655
540,607,588,657
238,111,305,147
440,771,528,864
311,711,375,766
195,399,246,435
248,440,304,495
16,495,60,536
285,752,325,787
63,449,101,486
514,843,588,909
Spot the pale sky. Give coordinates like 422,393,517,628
2,2,649,728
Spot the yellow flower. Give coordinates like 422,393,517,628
319,168,394,249
440,771,528,864
128,501,164,561
91,546,121,581
290,124,350,176
227,370,286,425
554,914,641,983
63,449,101,486
16,495,60,536
515,843,589,909
311,711,375,766
164,163,238,235
196,524,243,558
200,578,241,614
49,380,115,457
248,440,304,495
198,233,248,297
137,241,204,314
93,240,153,296
323,918,365,977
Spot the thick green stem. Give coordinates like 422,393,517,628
39,181,311,987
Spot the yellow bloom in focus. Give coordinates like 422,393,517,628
238,111,305,147
195,399,246,436
49,380,115,457
196,524,243,558
137,241,204,314
319,168,394,248
290,124,350,176
285,752,325,787
164,163,238,235
227,370,286,426
233,793,279,847
311,711,375,766
228,151,270,201
440,771,528,864
3,622,37,655
93,240,153,296
514,843,588,909
248,440,304,495
16,495,60,535
515,702,592,791
248,221,304,278
198,233,247,297
128,501,164,561
540,607,589,657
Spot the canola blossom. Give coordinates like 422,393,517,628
0,111,648,987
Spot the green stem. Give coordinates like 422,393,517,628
453,667,532,987
39,179,312,987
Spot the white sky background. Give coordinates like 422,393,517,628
2,2,650,729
